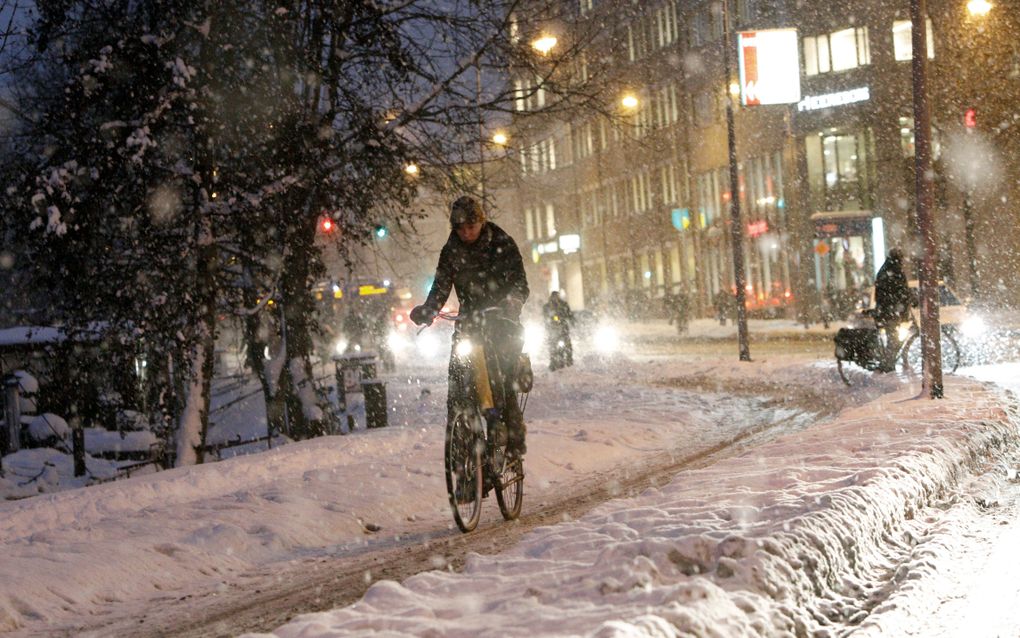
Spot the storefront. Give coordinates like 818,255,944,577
810,211,885,293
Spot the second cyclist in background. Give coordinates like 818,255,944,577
543,290,574,371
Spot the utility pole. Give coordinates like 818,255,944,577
911,0,943,398
721,0,751,361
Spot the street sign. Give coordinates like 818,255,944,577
738,29,801,106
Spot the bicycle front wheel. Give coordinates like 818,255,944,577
904,327,961,375
446,410,484,533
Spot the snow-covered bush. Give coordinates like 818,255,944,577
27,413,70,446
13,369,38,414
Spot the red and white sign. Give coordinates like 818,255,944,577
738,29,801,107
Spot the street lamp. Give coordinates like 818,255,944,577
531,35,558,56
721,0,751,362
620,93,639,110
491,131,509,146
966,0,992,16
404,162,419,176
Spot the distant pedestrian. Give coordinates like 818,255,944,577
665,289,691,335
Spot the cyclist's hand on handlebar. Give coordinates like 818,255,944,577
409,305,437,326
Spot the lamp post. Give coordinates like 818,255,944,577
960,1,992,298
721,0,751,362
911,0,943,398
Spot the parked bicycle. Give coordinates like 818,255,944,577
426,310,531,532
834,311,960,385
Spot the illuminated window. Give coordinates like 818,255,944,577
804,27,869,76
892,19,935,61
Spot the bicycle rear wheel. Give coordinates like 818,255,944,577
445,410,484,533
495,455,524,520
904,327,961,375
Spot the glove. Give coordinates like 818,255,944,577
409,304,436,326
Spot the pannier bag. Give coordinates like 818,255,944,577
834,327,880,366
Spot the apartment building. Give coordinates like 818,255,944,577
503,0,1020,316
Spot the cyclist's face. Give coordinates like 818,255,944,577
455,222,483,244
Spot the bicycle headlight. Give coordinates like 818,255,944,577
523,321,544,355
897,322,913,342
455,338,474,358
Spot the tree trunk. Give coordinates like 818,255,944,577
273,190,334,439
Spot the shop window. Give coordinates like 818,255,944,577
804,129,874,212
892,19,934,61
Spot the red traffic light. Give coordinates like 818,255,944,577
964,108,977,129
320,218,335,233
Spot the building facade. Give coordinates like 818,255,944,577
503,0,1020,317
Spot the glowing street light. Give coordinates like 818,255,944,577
967,0,992,16
620,93,639,110
404,162,419,176
491,131,509,146
531,35,558,55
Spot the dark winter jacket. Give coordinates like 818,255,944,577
874,255,912,323
421,222,529,322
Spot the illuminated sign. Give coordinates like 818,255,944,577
535,241,559,255
671,208,691,231
558,234,581,254
747,220,769,237
358,285,389,296
738,29,802,106
797,87,870,112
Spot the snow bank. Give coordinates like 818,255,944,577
254,379,1019,638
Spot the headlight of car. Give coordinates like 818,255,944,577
387,331,409,353
455,338,474,358
594,324,620,354
417,333,440,358
961,315,987,339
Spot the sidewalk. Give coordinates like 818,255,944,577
620,317,843,341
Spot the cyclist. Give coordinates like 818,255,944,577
410,196,530,457
873,247,913,371
542,290,574,370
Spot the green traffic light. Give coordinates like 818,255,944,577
374,225,388,239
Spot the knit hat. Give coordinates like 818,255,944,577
450,196,486,226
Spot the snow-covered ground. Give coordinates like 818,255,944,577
1,322,1018,637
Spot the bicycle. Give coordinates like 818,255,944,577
834,312,961,386
426,310,530,533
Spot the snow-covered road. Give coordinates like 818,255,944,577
0,334,856,636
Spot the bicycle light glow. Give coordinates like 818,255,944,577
455,338,474,358
523,321,544,354
897,322,912,342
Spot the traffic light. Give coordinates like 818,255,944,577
964,108,977,129
320,217,335,233
373,224,388,239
